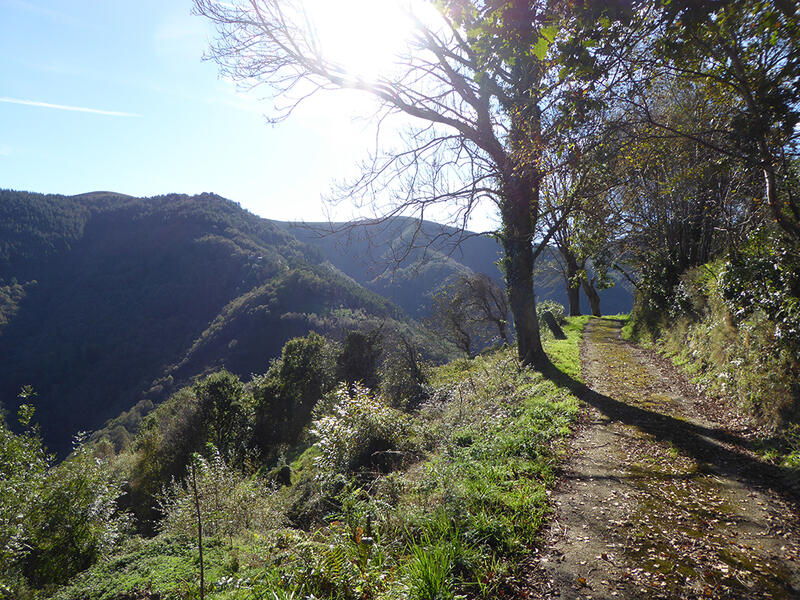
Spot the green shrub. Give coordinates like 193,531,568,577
311,384,411,478
157,448,282,540
1,417,128,595
22,439,129,588
0,407,48,597
718,230,800,353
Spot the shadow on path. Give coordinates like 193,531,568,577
541,320,800,508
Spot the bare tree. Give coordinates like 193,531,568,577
458,273,511,345
192,0,617,368
539,138,618,317
429,286,481,356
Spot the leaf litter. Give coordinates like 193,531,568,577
518,318,800,599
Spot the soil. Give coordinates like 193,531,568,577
520,317,800,599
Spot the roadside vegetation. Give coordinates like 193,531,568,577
1,314,586,600
624,228,800,478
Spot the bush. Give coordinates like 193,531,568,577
718,230,800,353
0,408,48,597
157,449,282,540
1,414,128,595
126,369,255,532
23,439,129,588
311,384,410,478
633,259,800,428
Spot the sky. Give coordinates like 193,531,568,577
0,0,498,228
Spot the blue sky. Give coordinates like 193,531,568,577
0,0,406,223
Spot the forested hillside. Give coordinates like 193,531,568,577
0,190,442,455
1,190,629,456
283,218,633,317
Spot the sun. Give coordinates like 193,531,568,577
303,0,418,82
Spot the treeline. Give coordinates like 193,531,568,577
493,1,800,436
610,80,800,434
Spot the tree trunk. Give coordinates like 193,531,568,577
501,178,549,369
582,276,602,317
564,250,582,317
499,28,548,370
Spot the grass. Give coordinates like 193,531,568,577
55,319,588,600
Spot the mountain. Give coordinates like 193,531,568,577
0,190,632,455
281,218,633,317
0,190,429,455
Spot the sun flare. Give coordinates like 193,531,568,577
303,0,419,81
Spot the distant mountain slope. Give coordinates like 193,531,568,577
280,218,633,317
281,218,503,316
0,191,424,455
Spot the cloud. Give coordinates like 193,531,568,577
0,97,140,118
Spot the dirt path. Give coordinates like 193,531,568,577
523,317,800,599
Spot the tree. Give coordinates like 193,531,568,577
429,272,510,355
537,130,621,317
429,285,481,356
192,370,251,463
379,328,429,409
253,332,339,448
622,0,800,241
612,81,758,312
193,0,615,368
337,329,383,391
456,273,511,344
540,157,596,316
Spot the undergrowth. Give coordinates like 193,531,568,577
55,319,586,600
625,262,800,473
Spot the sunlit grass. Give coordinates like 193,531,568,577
57,318,589,600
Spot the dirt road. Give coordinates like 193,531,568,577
525,317,800,599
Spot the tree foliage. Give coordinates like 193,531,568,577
0,403,127,596
631,0,800,240
253,332,340,450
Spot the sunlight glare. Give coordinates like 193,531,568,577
303,0,417,81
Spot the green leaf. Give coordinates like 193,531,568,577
531,25,560,60
541,24,560,41
531,37,549,60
